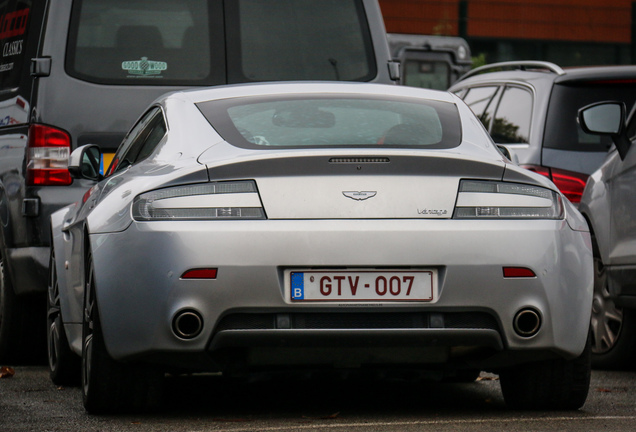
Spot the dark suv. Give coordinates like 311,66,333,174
448,61,636,205
450,61,636,368
0,0,396,363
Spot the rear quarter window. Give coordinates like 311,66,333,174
490,86,532,144
461,86,500,130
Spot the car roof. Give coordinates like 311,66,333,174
451,61,636,88
555,65,636,84
167,81,459,105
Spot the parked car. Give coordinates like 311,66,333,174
578,101,636,369
0,0,396,364
448,61,636,205
49,82,593,413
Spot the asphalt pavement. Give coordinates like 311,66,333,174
1,367,636,431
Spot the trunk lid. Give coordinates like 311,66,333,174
205,151,506,219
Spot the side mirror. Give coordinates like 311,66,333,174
497,144,512,161
578,101,630,160
579,102,624,135
68,144,102,181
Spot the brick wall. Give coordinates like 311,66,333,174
379,0,632,43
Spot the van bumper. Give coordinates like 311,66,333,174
608,266,636,308
6,246,49,295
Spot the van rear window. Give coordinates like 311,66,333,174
66,0,376,86
225,0,375,83
66,0,223,86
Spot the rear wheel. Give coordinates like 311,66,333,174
499,334,591,410
81,252,162,414
0,256,46,364
47,246,80,385
590,250,636,369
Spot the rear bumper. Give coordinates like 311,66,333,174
87,218,593,369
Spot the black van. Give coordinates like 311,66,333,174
0,0,396,363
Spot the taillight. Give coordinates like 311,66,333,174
550,169,588,203
132,181,266,221
453,180,563,220
521,165,588,204
26,124,72,186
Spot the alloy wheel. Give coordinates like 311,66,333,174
47,250,61,371
590,255,623,354
82,256,95,397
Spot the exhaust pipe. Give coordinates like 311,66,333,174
513,308,541,337
172,310,203,339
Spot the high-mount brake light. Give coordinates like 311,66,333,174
26,124,72,186
521,165,588,204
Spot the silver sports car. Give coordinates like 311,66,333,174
48,82,593,413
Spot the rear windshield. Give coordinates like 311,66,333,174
66,0,375,86
228,0,374,83
197,95,461,149
544,82,636,152
403,60,450,90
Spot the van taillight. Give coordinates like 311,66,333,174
26,124,72,186
521,165,588,204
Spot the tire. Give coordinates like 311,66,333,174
499,334,591,410
81,252,163,414
47,246,81,385
590,249,636,369
0,256,46,364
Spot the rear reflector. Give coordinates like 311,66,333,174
26,124,72,186
503,267,536,278
521,165,588,203
181,268,218,279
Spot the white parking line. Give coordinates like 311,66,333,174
188,415,636,432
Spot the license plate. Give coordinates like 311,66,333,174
288,270,436,302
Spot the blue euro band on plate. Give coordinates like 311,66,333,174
291,272,304,300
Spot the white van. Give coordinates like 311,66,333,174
0,0,396,363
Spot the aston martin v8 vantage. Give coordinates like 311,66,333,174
47,82,593,413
